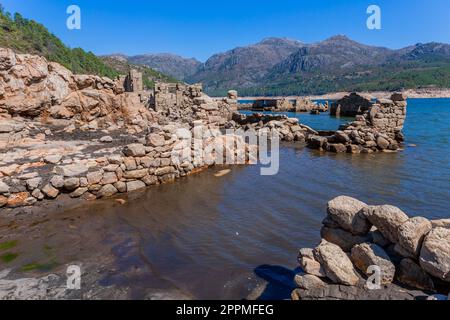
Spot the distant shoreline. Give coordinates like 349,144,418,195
233,88,450,101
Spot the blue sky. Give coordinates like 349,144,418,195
1,0,449,61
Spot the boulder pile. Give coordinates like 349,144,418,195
307,93,407,153
227,112,319,142
292,196,450,300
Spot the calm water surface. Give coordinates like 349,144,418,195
3,99,449,299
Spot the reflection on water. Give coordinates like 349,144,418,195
2,99,449,299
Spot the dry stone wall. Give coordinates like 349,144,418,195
292,196,450,300
307,93,407,153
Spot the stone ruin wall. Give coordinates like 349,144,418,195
307,93,407,153
150,82,238,128
292,196,450,300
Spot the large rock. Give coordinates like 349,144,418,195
326,196,371,235
42,184,59,199
363,205,409,243
122,144,146,157
147,134,165,147
63,178,80,191
298,248,326,277
97,184,118,198
350,243,395,284
419,227,450,282
313,240,360,286
397,258,435,291
126,181,146,192
395,217,432,258
0,180,10,194
294,274,327,290
321,227,369,252
54,164,88,177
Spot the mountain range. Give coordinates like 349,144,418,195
110,35,450,96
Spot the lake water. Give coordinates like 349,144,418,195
3,99,449,299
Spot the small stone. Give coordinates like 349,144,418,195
376,136,389,150
123,157,137,171
142,175,158,186
26,177,42,190
69,187,88,198
54,163,88,177
79,177,88,187
0,195,8,207
123,143,146,157
64,178,80,191
44,155,62,164
31,189,44,200
97,184,118,198
0,180,10,194
100,136,113,143
50,175,64,189
7,192,31,208
101,172,118,185
155,166,174,176
86,171,102,185
42,184,59,198
107,154,123,164
123,169,148,180
126,181,146,192
350,243,395,284
115,199,126,205
147,133,165,147
114,181,127,193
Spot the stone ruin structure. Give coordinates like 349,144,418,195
119,69,144,93
307,93,407,153
247,98,327,114
292,196,450,300
330,92,373,117
149,82,238,127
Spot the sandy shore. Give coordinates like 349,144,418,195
235,88,450,101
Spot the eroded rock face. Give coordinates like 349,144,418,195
0,48,156,130
350,243,395,284
326,196,371,235
363,205,409,243
313,240,360,286
420,227,450,282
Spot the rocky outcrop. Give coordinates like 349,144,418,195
0,47,156,133
292,196,450,300
307,93,407,153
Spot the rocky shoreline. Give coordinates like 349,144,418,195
292,196,450,300
237,88,450,101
